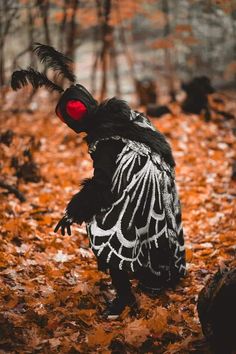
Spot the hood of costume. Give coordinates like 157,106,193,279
56,88,175,167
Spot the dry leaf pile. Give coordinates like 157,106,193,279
0,94,235,353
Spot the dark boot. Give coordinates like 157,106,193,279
103,293,137,320
103,267,137,319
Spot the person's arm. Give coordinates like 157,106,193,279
54,139,124,235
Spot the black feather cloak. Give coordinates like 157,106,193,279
66,98,186,292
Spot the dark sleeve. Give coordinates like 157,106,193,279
65,139,124,224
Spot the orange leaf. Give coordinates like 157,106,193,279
87,326,114,348
124,318,150,346
146,306,168,336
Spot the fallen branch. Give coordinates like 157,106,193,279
0,179,26,202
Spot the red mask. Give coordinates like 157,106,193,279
55,85,97,133
56,100,88,123
66,100,87,120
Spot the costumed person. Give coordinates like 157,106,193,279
11,43,186,319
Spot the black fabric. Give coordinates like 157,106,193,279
86,98,175,167
109,267,132,298
57,96,186,293
66,139,124,223
87,135,186,289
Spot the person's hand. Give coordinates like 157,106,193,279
54,214,73,236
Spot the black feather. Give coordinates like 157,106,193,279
33,42,76,82
86,98,176,168
11,68,64,93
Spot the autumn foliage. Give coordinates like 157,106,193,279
0,89,235,353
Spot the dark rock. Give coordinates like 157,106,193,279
182,76,214,120
197,267,236,354
135,78,157,106
146,104,171,118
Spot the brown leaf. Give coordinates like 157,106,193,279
124,318,150,346
146,306,168,336
87,326,115,348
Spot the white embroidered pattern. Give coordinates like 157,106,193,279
87,134,186,282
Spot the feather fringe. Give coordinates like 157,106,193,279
66,178,113,223
87,98,176,167
33,42,76,82
11,68,64,93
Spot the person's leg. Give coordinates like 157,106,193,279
110,266,132,299
103,267,136,319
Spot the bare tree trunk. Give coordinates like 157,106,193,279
99,0,112,100
100,44,109,100
92,0,121,100
91,0,121,100
58,0,68,52
0,1,6,87
27,6,36,66
117,2,137,96
110,37,121,96
0,0,18,88
90,0,103,94
0,55,4,87
37,0,51,45
230,1,236,60
162,0,176,101
65,0,78,61
187,0,194,77
90,49,100,95
206,0,214,73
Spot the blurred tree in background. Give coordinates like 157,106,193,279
0,0,236,101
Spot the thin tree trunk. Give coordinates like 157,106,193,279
187,0,194,77
92,0,121,99
27,6,36,66
65,0,78,61
0,2,4,87
117,2,137,95
206,0,214,73
58,0,68,52
100,47,109,100
110,37,121,96
90,50,100,95
100,0,112,101
91,0,104,96
0,45,5,87
37,0,51,45
230,1,236,60
162,0,176,101
0,0,18,87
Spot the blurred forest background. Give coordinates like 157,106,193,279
0,1,236,353
1,0,236,102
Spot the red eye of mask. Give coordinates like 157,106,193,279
66,100,87,120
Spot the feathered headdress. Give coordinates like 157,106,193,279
11,43,76,93
11,43,98,133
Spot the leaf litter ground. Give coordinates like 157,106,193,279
0,93,235,353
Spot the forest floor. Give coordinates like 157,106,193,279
0,90,236,353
